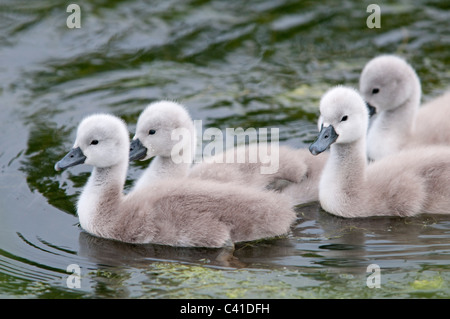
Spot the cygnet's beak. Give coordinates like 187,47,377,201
129,138,147,161
54,147,86,171
309,125,338,156
366,102,376,117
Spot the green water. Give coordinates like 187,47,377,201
0,0,449,299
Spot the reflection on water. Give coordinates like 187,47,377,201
0,0,449,298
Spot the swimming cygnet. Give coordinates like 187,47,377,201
129,101,328,205
309,86,450,218
55,114,296,247
359,54,450,161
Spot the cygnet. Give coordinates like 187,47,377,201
55,114,297,247
359,55,450,160
309,86,450,218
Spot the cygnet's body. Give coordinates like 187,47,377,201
360,55,450,161
130,101,328,205
309,86,450,218
55,114,296,247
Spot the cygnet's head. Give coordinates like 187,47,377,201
310,86,368,155
55,114,130,171
359,55,421,115
129,101,195,162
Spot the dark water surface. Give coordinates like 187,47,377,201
0,0,449,298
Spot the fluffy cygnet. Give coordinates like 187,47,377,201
309,86,450,218
129,101,328,205
55,114,296,247
359,54,450,161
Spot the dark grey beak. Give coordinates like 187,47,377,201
366,102,376,117
54,147,86,171
309,125,339,156
129,138,147,161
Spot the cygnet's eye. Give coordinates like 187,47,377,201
341,115,348,122
149,129,156,135
90,140,99,145
372,88,380,94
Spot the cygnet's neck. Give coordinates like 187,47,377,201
330,139,367,185
77,161,128,236
319,138,367,215
367,80,421,160
379,92,419,134
133,155,190,191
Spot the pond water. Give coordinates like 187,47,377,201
0,0,449,299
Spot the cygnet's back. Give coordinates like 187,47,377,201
412,91,450,146
363,146,450,216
